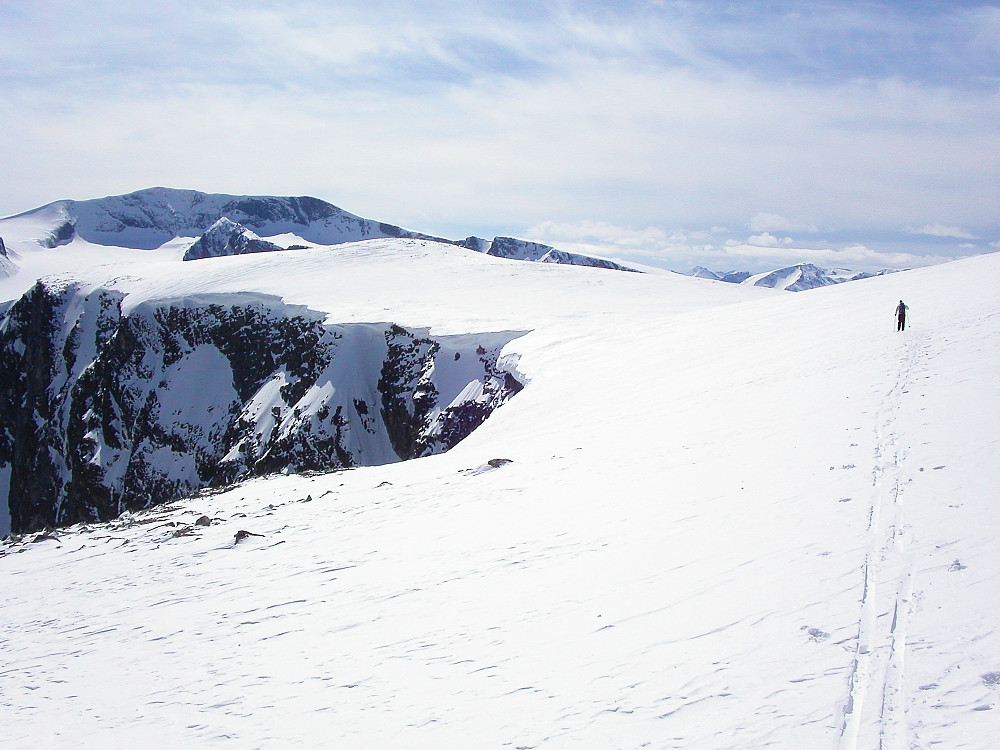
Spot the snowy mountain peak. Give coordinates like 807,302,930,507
4,187,423,251
183,217,284,261
746,263,884,291
690,266,720,279
689,263,894,291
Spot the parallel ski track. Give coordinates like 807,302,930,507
839,332,920,750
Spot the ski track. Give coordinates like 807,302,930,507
839,332,922,750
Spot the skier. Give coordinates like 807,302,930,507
895,300,907,331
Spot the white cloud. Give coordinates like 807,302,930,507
905,224,978,239
749,213,819,233
747,233,779,247
525,220,671,249
521,218,948,275
746,232,796,247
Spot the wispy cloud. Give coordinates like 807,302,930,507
524,218,946,274
905,224,979,240
526,220,674,249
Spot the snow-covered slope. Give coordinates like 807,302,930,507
0,235,759,536
1,212,998,748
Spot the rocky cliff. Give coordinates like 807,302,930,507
0,280,524,533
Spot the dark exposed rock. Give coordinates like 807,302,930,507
183,217,285,261
460,236,639,273
0,280,525,533
722,271,752,284
43,221,76,248
379,325,440,461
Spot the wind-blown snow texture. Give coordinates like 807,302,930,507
1,190,999,748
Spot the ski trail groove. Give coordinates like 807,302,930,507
839,336,919,750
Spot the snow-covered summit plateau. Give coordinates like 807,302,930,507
1,187,999,748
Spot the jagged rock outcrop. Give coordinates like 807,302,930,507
183,217,284,261
0,280,524,533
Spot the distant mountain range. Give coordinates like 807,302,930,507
688,264,897,292
0,186,637,273
2,188,906,292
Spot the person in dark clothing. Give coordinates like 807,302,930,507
895,300,907,331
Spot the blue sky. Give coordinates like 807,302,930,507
1,0,997,271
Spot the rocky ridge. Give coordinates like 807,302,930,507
5,187,633,272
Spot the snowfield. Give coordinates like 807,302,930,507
1,223,999,748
